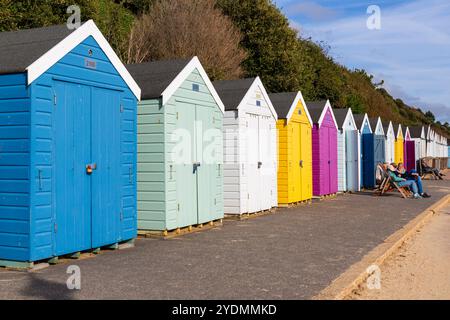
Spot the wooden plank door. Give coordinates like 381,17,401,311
345,130,359,192
328,127,338,194
54,80,91,255
299,122,312,200
259,115,272,210
291,122,301,201
175,101,198,228
196,104,217,223
91,87,121,248
246,113,261,213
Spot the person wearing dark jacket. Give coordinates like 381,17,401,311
388,164,421,199
397,163,431,198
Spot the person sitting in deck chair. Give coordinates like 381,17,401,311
388,164,422,199
397,163,431,198
419,159,445,180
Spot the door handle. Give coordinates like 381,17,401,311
193,162,201,173
258,161,262,169
86,163,97,175
299,160,303,168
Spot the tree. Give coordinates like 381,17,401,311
0,0,134,60
127,0,246,80
217,0,309,93
425,111,435,122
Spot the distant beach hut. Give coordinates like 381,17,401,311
307,100,339,196
403,127,416,171
383,120,396,164
394,123,404,164
269,91,313,205
354,113,373,188
214,77,278,215
333,108,360,192
409,126,426,166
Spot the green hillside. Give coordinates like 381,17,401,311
0,0,448,137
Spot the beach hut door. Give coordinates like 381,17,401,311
53,81,121,255
345,130,359,191
246,114,262,213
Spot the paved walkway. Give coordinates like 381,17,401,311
0,180,449,299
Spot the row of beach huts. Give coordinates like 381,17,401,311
0,21,448,267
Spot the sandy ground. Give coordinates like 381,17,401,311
351,203,450,300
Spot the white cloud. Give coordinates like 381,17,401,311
293,0,450,122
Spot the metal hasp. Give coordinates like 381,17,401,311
85,163,97,175
193,162,201,174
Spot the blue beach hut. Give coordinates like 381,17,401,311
354,113,374,188
0,21,141,267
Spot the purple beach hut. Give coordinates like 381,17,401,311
307,100,339,197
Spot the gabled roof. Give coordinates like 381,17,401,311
408,126,424,139
0,20,141,99
213,78,255,111
353,113,372,133
332,108,356,130
213,77,276,118
127,56,224,112
306,100,338,128
393,123,403,138
383,120,395,138
369,117,384,135
332,109,348,129
268,92,298,118
404,126,411,140
268,91,310,124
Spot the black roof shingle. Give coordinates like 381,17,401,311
306,100,327,123
212,78,255,111
268,92,298,119
332,108,350,129
126,59,191,100
0,24,75,75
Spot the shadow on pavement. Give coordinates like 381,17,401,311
20,274,75,300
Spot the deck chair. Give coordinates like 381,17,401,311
375,165,412,199
419,158,440,180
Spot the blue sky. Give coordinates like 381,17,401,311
274,0,450,123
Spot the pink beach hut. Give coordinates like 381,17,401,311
307,100,339,196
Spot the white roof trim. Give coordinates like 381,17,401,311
375,117,384,135
236,77,277,120
404,126,411,140
420,126,425,139
385,121,395,138
161,56,224,113
318,100,338,129
339,108,357,131
26,20,141,100
359,113,372,133
396,124,403,139
285,91,312,126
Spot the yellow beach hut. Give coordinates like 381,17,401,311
269,91,313,206
394,123,404,164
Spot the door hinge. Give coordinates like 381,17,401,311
176,112,179,120
53,94,57,106
177,203,180,211
54,223,58,233
248,193,250,199
120,211,123,221
214,198,217,205
120,104,124,113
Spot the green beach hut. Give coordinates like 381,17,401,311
127,57,224,232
